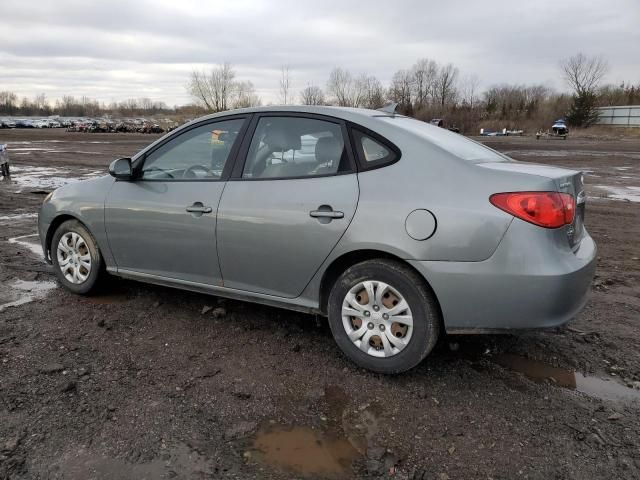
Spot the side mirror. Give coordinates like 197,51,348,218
109,157,133,180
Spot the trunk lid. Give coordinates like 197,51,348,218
478,162,585,249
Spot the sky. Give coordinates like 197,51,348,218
0,0,638,106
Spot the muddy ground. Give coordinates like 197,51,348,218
0,128,639,480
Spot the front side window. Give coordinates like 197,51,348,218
140,118,244,180
242,117,348,179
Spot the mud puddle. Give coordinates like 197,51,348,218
495,354,640,403
8,233,43,257
3,165,102,190
251,425,359,478
53,443,212,479
593,185,640,202
0,279,57,312
249,385,384,478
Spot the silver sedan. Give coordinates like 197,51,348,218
38,106,596,373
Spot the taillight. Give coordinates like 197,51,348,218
490,192,575,228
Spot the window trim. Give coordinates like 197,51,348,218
230,112,357,181
131,114,251,183
347,123,402,172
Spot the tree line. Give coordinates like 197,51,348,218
0,92,185,118
189,53,639,132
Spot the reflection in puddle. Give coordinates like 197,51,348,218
252,425,359,478
0,279,57,312
495,354,640,403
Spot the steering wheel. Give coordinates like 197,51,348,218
182,164,213,179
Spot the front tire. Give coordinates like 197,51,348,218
51,220,103,294
327,259,440,374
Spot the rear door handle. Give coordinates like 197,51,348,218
310,205,344,220
186,202,212,214
310,210,344,219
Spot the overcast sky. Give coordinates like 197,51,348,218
0,0,638,106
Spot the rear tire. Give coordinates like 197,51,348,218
51,220,103,295
327,259,440,374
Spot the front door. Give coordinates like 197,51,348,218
217,115,359,298
105,117,246,285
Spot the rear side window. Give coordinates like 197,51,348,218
351,129,399,169
242,116,349,179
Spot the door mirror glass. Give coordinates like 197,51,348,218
109,157,133,180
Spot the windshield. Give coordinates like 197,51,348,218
382,116,510,163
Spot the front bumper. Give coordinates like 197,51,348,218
409,220,597,332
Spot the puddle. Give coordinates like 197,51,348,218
249,385,381,477
53,443,211,479
0,279,57,312
251,425,359,478
4,165,102,190
593,185,640,202
495,354,640,403
8,233,43,257
0,212,38,222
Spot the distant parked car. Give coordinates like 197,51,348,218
38,106,596,374
15,119,34,128
33,120,50,128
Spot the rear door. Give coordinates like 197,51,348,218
216,114,359,298
104,116,247,285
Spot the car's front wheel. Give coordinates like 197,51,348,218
51,220,103,294
327,259,440,374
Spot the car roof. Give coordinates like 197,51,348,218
194,105,399,124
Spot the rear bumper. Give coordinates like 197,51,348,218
409,220,597,332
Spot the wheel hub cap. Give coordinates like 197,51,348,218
341,280,413,358
56,232,91,284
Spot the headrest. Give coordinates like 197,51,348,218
315,136,343,163
264,126,301,151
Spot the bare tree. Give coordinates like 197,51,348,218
412,58,438,108
561,53,609,127
460,74,480,109
300,84,325,105
188,63,236,112
279,65,292,105
327,68,355,106
561,53,608,96
360,76,386,109
434,63,459,108
388,69,414,113
234,81,261,109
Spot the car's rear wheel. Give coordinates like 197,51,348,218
327,259,440,374
51,220,103,294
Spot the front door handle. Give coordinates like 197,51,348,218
310,205,344,222
186,202,212,214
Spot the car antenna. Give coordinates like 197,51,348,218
377,102,398,116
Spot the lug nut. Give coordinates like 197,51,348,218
367,322,374,330
364,311,371,317
379,324,386,331
373,305,380,312
382,313,389,320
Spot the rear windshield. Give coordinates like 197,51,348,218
381,116,509,162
